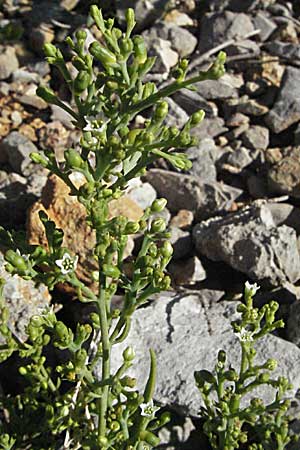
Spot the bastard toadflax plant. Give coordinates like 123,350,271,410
0,5,225,450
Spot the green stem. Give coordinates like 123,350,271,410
97,272,111,442
40,365,56,393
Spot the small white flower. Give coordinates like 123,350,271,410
245,281,260,296
83,115,109,133
140,399,160,418
235,327,253,342
55,253,78,275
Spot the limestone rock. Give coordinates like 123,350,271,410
0,132,37,176
193,204,300,286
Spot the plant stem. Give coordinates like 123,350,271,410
97,272,111,442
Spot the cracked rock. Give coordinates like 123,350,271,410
193,204,300,286
96,291,300,416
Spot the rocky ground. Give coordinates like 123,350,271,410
1,0,300,448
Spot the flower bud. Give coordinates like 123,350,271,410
120,38,133,56
125,8,135,34
150,198,167,213
154,101,168,121
194,370,216,387
258,372,270,383
178,131,191,146
150,218,166,234
5,250,27,272
123,346,135,362
124,221,140,235
43,43,57,58
190,110,205,126
89,42,117,67
73,71,91,94
64,148,84,169
264,358,277,371
102,264,120,279
133,36,147,64
160,241,173,258
30,152,48,167
30,315,44,328
75,29,87,41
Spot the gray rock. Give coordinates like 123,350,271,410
127,182,157,210
12,68,40,84
0,45,19,80
185,139,218,182
51,105,75,129
295,123,300,145
19,84,48,110
207,0,272,12
252,11,277,42
168,256,207,285
195,79,237,100
116,0,169,29
266,67,300,133
172,89,217,118
146,169,241,219
191,117,228,140
193,204,300,286
267,147,300,198
144,36,178,73
263,202,300,235
165,98,189,128
0,132,37,176
198,11,255,54
0,170,46,226
169,226,192,260
143,22,197,57
220,146,255,171
286,301,300,347
236,98,269,116
99,291,300,416
0,252,51,343
264,41,300,60
241,125,269,150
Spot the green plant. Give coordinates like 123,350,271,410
0,5,225,450
195,282,297,450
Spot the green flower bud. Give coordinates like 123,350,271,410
110,421,121,432
150,198,167,213
218,350,226,364
194,370,216,387
124,221,140,234
120,38,133,56
75,29,87,41
160,275,171,290
265,358,277,371
73,71,91,94
64,148,84,169
123,346,135,362
154,101,168,121
5,250,27,272
43,43,57,58
30,152,48,167
19,366,27,376
125,8,136,35
36,86,58,104
190,110,205,126
150,218,166,233
133,36,147,64
139,431,160,447
178,131,191,146
226,369,239,382
159,411,171,426
102,264,120,279
142,82,156,99
258,372,270,383
55,321,68,337
89,42,117,67
30,315,44,328
160,241,173,258
75,349,87,370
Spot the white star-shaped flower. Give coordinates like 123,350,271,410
245,281,260,296
83,114,109,133
235,327,253,342
55,253,78,275
140,399,160,418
